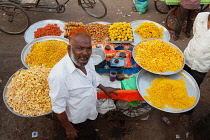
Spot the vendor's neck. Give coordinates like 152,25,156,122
75,64,87,75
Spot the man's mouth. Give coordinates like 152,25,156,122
79,56,89,61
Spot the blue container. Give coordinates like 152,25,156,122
136,0,147,2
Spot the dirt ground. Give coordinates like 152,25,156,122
1,0,210,140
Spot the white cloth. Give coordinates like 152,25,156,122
48,54,101,124
97,99,116,115
184,12,210,73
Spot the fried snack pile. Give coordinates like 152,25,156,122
34,24,63,38
144,78,196,110
5,66,52,116
64,22,109,43
64,22,85,37
109,22,133,41
85,23,109,43
25,40,68,68
135,22,163,40
134,39,184,73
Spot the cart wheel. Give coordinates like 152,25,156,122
56,4,65,13
165,6,187,31
200,4,209,12
0,2,30,34
106,101,153,121
154,0,170,14
78,0,107,18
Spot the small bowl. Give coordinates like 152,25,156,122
91,48,106,65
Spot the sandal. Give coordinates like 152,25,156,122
171,34,179,41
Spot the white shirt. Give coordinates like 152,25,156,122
184,12,210,73
48,54,100,124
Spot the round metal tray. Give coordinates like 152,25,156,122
132,38,185,75
24,19,66,43
130,20,170,46
21,36,69,68
3,68,52,117
136,69,200,113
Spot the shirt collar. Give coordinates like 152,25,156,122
197,12,210,23
65,53,91,74
65,53,76,74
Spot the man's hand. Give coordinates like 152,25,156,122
97,84,120,98
103,87,120,99
65,127,78,140
56,112,78,140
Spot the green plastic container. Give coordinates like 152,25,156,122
165,0,210,5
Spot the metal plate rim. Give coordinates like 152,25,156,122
24,19,66,43
3,67,53,117
136,69,200,113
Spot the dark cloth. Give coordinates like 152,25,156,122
72,119,99,140
182,65,207,115
194,113,210,140
184,65,207,87
180,0,200,9
174,5,198,36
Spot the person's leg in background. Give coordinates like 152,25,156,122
73,119,100,140
173,5,189,40
185,9,198,38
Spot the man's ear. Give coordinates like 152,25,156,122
67,45,71,51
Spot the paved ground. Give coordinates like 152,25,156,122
1,0,210,140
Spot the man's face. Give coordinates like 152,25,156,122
69,34,92,67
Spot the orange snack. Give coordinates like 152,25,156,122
34,24,63,38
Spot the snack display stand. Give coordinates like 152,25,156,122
3,19,200,117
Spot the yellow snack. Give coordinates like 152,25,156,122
144,78,196,110
25,40,68,68
108,22,133,41
134,39,184,73
5,66,52,116
135,22,164,40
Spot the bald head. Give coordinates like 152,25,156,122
68,28,91,40
69,32,91,47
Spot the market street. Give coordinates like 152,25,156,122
1,0,210,139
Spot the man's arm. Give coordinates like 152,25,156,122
56,112,78,139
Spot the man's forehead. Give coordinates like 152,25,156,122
73,33,90,39
70,34,91,45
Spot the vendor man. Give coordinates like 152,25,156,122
48,28,119,140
